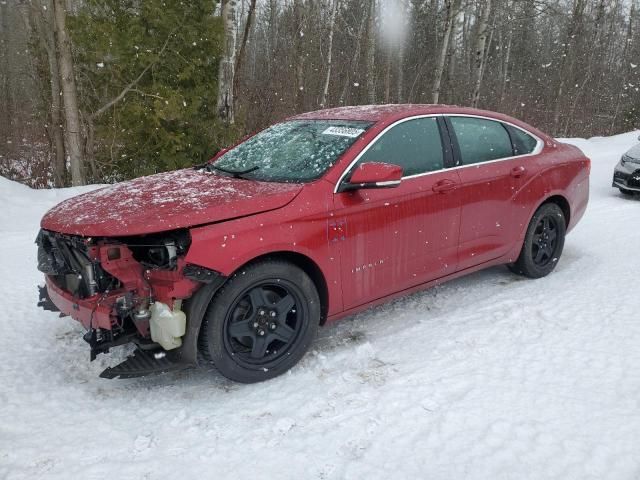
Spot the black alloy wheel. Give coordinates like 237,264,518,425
199,260,320,383
509,202,566,279
531,215,559,267
224,283,303,367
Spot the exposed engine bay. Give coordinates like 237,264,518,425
35,228,216,370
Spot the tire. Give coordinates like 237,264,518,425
509,203,566,279
619,187,635,196
198,260,320,383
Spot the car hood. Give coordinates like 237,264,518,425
41,168,303,236
626,143,640,160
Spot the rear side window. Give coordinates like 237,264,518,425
449,116,513,165
357,117,444,176
507,125,539,155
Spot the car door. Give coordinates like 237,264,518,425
332,116,462,311
445,115,534,270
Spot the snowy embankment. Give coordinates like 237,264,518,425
1,132,640,480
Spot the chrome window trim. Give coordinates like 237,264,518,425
334,113,545,193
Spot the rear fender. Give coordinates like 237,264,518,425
506,162,588,262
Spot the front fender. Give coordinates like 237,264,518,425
183,183,341,316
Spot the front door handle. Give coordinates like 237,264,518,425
432,179,458,193
510,166,526,178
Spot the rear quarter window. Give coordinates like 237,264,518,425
507,125,539,155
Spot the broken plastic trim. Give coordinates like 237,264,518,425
37,285,62,314
182,263,223,284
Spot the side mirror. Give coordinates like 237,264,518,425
338,162,403,192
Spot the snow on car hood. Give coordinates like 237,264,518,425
626,142,640,160
41,168,302,236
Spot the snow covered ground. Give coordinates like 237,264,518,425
1,131,640,480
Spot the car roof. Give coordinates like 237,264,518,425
290,104,452,122
289,104,550,140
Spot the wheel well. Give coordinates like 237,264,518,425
542,195,571,227
239,251,330,325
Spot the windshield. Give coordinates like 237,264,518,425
210,120,372,182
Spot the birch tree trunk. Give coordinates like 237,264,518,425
432,0,459,104
445,9,461,101
320,0,339,107
52,0,84,186
470,0,491,108
217,0,237,124
233,0,257,99
366,0,376,104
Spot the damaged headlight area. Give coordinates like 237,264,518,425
118,230,191,270
36,229,116,298
35,228,218,375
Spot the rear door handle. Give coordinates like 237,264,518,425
510,166,526,178
432,179,458,193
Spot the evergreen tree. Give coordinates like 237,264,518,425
70,0,238,181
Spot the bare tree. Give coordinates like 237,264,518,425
320,0,339,107
432,0,461,104
30,0,66,186
471,0,492,107
553,0,587,131
233,0,257,99
366,0,376,104
52,0,85,185
294,0,306,112
338,4,367,105
0,1,10,148
5,0,640,187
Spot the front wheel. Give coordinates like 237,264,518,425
198,260,320,383
509,203,566,279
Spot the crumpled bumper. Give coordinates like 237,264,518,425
44,276,114,330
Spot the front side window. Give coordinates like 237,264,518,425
212,120,372,182
354,117,444,177
449,116,514,165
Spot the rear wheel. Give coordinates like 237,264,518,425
199,260,320,383
509,203,566,279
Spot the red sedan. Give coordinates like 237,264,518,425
37,105,590,382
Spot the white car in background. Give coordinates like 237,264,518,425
613,135,640,195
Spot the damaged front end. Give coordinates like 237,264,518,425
36,229,225,378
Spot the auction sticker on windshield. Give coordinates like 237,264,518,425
322,126,365,138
